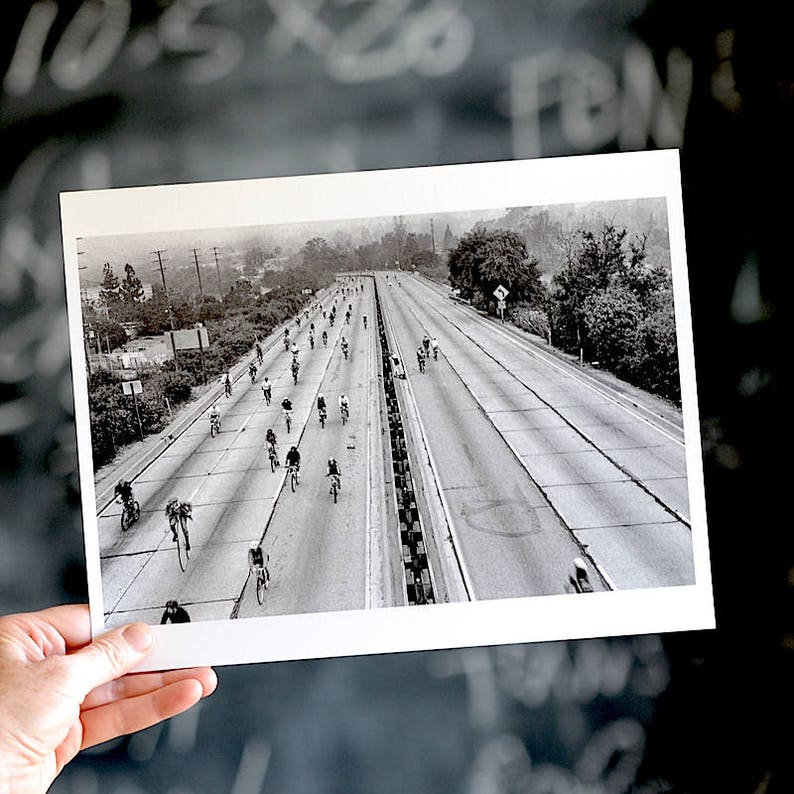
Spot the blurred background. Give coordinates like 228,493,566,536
0,1,790,792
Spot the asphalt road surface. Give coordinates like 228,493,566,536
99,273,694,627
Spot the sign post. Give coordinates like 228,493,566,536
122,380,144,442
493,284,509,324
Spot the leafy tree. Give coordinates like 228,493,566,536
581,284,643,377
99,263,120,317
448,228,543,310
119,264,144,305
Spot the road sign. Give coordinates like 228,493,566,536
497,299,506,312
493,284,509,301
165,327,210,351
121,380,143,395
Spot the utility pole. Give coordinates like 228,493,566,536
212,246,222,296
192,248,204,302
430,217,435,255
153,249,179,369
152,250,175,331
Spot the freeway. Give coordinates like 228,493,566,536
100,271,695,628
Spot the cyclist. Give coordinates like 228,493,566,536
296,315,301,327
160,600,191,624
363,315,368,329
571,557,594,593
261,377,272,405
224,373,232,398
248,542,269,589
345,310,350,325
326,456,342,493
255,342,263,364
322,330,328,346
165,497,192,552
422,334,430,355
248,362,257,383
416,346,426,373
391,352,403,379
339,393,350,419
114,478,135,512
291,342,299,358
291,358,300,384
281,397,293,429
310,322,315,332
430,336,439,360
340,336,349,358
317,392,327,413
309,330,315,349
208,402,221,433
264,425,279,459
285,445,301,482
283,328,290,351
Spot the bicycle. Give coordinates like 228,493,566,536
268,443,279,472
287,463,300,492
342,346,349,360
340,405,349,425
292,366,299,385
328,473,341,503
283,410,292,433
319,407,327,428
418,357,426,374
224,381,232,398
432,347,438,361
256,346,263,365
249,368,257,385
169,509,192,572
119,497,140,532
253,555,271,604
262,387,271,406
210,415,221,437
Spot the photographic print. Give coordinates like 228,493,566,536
61,153,714,670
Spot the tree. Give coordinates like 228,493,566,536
448,228,543,309
99,263,120,317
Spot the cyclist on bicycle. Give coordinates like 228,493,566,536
309,330,315,349
422,335,430,355
261,378,272,402
430,337,439,359
317,393,327,412
345,310,350,325
326,457,342,492
322,330,328,346
248,541,265,575
341,336,349,357
114,478,135,510
363,315,367,329
339,393,349,416
291,342,299,359
255,342,263,364
310,322,315,332
265,426,279,458
286,446,301,481
165,497,192,552
295,315,301,327
224,373,232,398
248,362,257,383
291,359,300,382
570,557,594,593
208,402,221,431
417,346,426,371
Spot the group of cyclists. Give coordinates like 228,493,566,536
111,281,365,599
416,334,439,373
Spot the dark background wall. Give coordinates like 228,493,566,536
0,2,790,791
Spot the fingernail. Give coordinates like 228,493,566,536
123,623,153,652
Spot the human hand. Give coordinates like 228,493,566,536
0,605,217,793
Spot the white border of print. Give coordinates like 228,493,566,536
61,151,714,672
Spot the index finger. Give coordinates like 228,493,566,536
31,604,92,649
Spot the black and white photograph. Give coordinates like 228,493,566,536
62,153,713,669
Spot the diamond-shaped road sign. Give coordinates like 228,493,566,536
493,284,509,301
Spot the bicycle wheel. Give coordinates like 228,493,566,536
133,501,140,523
332,480,338,503
210,422,218,438
270,453,276,472
176,519,188,571
121,505,131,532
286,415,291,433
291,470,297,492
320,413,325,428
256,571,265,604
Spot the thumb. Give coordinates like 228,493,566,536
66,623,154,696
